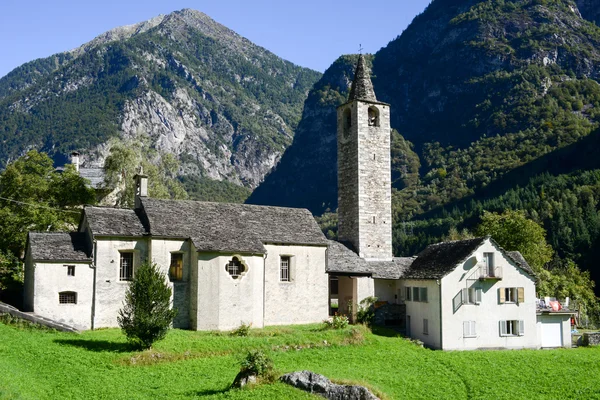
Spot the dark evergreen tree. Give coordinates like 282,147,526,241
117,262,177,350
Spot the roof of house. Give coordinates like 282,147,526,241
141,198,329,253
402,237,486,280
79,167,106,189
84,206,146,237
507,251,535,276
28,232,92,262
326,240,414,279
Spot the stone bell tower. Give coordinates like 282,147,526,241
337,54,392,261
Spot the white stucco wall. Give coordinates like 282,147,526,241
374,279,400,304
195,252,264,331
30,260,94,330
440,239,537,350
93,237,148,328
402,279,441,349
263,244,328,326
150,238,190,329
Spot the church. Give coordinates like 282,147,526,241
23,56,571,349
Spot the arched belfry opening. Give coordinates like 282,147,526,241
343,107,352,137
368,106,379,127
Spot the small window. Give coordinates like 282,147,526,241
368,106,380,127
343,108,352,137
423,319,429,335
500,320,524,336
119,252,134,281
226,256,246,279
330,276,339,295
463,321,476,338
420,287,428,303
413,287,420,302
405,286,412,301
499,287,523,304
59,291,77,304
169,253,183,281
280,256,291,282
66,265,75,276
464,287,482,305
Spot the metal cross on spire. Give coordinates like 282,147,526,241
358,44,363,54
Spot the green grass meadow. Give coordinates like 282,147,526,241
0,322,598,400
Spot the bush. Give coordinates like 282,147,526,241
117,262,177,350
240,350,273,377
324,313,349,329
356,296,378,326
230,322,252,337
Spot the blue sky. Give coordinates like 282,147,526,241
0,0,431,79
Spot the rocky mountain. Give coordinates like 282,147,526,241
0,9,321,188
249,0,600,287
577,0,600,25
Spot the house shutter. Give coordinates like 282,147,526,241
462,288,468,304
405,287,411,301
517,287,525,304
498,288,505,304
500,320,507,336
421,287,428,303
475,288,482,304
453,291,463,312
519,320,525,336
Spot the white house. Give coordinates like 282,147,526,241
23,175,330,331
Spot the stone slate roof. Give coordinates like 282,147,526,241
507,251,535,276
348,54,377,102
28,232,92,262
141,198,328,253
402,238,486,280
326,240,414,279
79,168,106,189
84,206,146,237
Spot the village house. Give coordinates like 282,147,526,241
23,54,572,348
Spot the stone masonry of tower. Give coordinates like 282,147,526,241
337,55,393,261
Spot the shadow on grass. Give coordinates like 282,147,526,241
371,325,403,338
54,338,134,352
187,388,230,396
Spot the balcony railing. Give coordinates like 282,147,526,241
478,264,502,280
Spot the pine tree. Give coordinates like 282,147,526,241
117,262,177,350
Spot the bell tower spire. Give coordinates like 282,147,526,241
337,54,392,261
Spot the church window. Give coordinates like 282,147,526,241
343,108,352,137
226,256,247,279
59,291,77,304
119,252,134,281
169,253,183,281
280,256,291,282
66,265,75,276
368,106,379,127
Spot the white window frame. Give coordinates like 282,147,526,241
463,321,476,338
119,251,134,281
463,287,482,305
499,320,525,336
280,255,291,282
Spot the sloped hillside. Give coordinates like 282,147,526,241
0,9,321,188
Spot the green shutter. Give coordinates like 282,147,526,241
421,287,428,303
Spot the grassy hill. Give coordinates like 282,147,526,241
1,321,598,399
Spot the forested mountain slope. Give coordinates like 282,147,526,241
249,0,600,288
0,9,321,189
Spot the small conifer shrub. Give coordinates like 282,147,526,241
117,262,177,350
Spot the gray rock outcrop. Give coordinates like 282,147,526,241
281,370,379,400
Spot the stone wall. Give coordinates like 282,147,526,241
583,332,600,346
337,100,392,261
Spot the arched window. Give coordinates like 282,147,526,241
343,108,352,137
368,106,380,127
225,256,247,279
59,291,77,304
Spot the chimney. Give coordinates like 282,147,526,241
134,171,148,209
71,152,80,172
